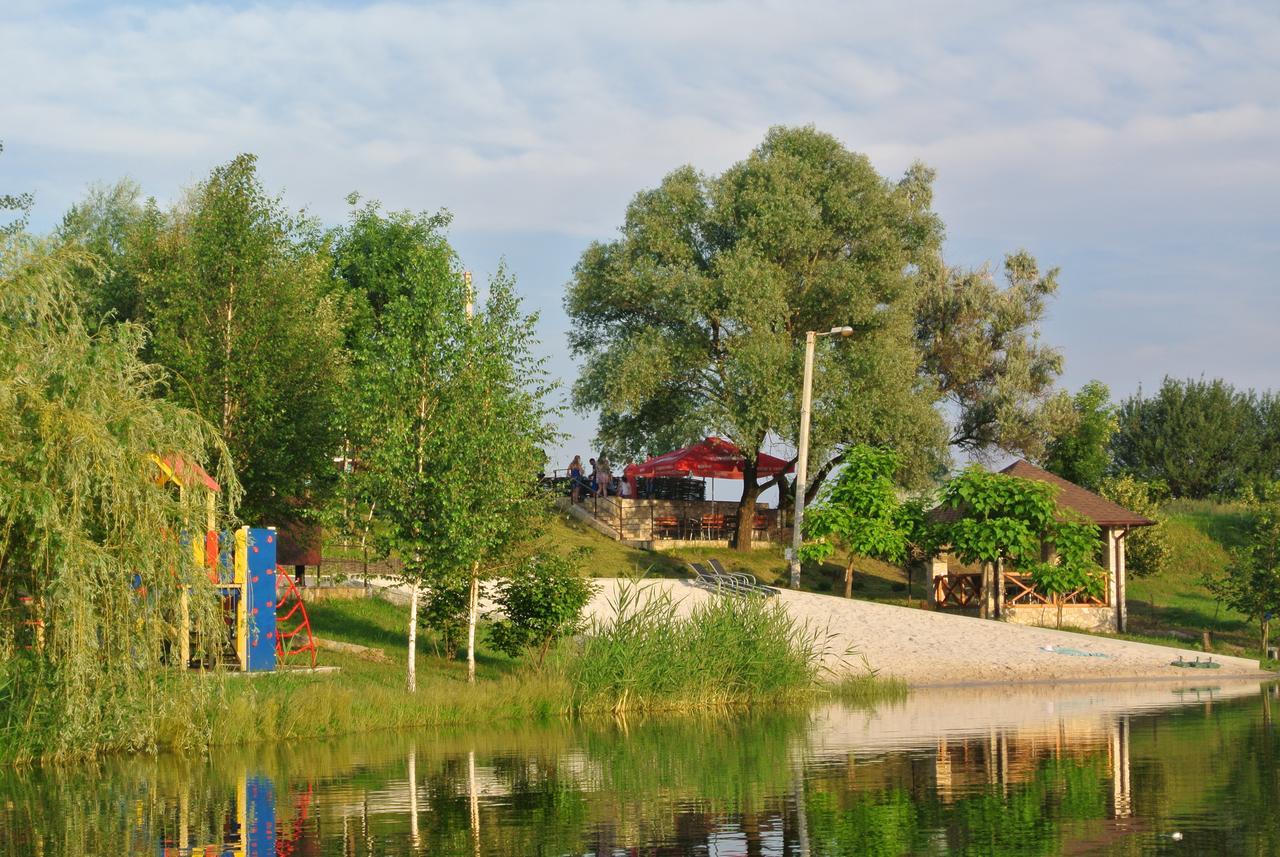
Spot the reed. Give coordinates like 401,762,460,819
569,578,838,713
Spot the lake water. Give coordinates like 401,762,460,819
1,680,1277,856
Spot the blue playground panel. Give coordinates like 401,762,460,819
246,528,277,672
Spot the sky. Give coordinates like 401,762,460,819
4,0,1278,495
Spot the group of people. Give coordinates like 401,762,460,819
568,454,621,502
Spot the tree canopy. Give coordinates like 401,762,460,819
339,200,554,686
800,445,913,598
566,125,1070,547
0,235,236,759
915,253,1072,461
1043,380,1116,490
939,468,1104,624
566,125,948,546
64,157,348,523
1111,377,1270,499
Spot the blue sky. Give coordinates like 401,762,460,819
4,0,1278,486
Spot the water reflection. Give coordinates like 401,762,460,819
0,681,1276,856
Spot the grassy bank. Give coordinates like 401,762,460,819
2,589,902,764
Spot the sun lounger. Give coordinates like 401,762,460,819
688,561,755,596
704,559,779,597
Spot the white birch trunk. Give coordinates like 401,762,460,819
407,582,419,692
466,568,479,684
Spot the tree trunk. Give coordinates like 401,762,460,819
1263,617,1271,660
466,566,479,684
843,556,856,599
733,457,761,551
407,582,419,692
980,562,993,619
995,557,1005,619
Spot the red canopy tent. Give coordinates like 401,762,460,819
623,437,793,493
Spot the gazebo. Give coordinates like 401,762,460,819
931,460,1155,632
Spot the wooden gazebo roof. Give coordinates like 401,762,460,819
997,460,1155,527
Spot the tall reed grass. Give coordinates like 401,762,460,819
570,579,845,713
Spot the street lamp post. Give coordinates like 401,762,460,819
788,325,854,589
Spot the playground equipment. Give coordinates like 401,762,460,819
158,772,312,857
153,454,316,672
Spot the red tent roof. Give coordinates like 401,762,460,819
624,437,794,481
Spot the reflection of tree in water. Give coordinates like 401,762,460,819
4,691,1280,856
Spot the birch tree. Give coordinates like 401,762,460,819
340,201,552,688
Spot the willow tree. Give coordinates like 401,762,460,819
567,126,946,549
0,236,237,760
915,253,1073,463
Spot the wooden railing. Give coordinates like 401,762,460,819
934,572,1109,609
1005,573,1108,607
934,573,982,608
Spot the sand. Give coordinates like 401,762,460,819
582,578,1270,685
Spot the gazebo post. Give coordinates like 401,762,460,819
1117,527,1129,633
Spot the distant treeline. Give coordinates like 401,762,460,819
1111,377,1279,499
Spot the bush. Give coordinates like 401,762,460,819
489,550,595,667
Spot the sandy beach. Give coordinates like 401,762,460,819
583,578,1270,685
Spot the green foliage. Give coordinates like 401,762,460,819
0,236,237,761
1112,377,1271,499
66,156,349,523
1205,483,1280,651
801,445,914,596
572,579,835,712
339,200,555,665
489,550,596,667
1043,380,1116,490
55,179,151,326
940,468,1105,610
1098,474,1171,577
566,126,949,542
916,252,1072,461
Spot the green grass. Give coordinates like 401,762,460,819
1126,500,1260,657
4,584,904,763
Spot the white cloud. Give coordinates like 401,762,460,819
3,0,1277,456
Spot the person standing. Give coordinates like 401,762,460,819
568,455,585,504
597,454,613,497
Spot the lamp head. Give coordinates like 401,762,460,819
830,326,854,337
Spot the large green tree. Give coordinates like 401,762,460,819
65,156,348,523
1111,377,1262,498
1043,380,1116,490
566,126,947,548
567,126,1071,549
